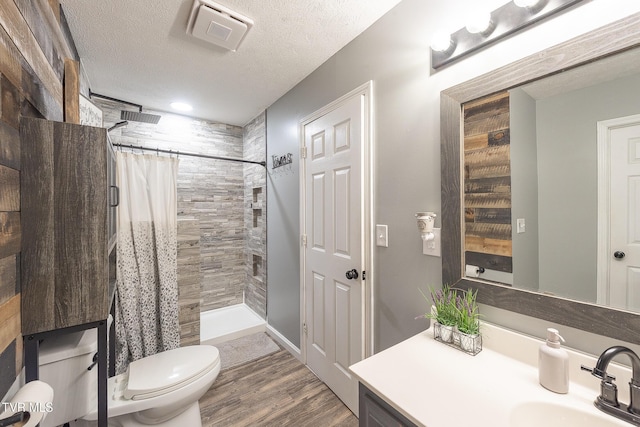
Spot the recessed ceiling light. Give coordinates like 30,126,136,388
171,102,193,112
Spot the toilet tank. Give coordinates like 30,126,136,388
38,329,98,427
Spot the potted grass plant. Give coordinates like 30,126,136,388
418,285,482,354
453,289,482,354
419,285,458,343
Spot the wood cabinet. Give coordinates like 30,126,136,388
20,117,111,335
359,383,417,427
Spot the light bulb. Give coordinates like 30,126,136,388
514,0,542,7
170,102,193,112
431,32,453,52
465,12,492,34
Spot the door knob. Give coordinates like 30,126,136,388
614,251,626,259
345,269,359,280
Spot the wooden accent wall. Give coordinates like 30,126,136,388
0,0,75,398
463,91,513,274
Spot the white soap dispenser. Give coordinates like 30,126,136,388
538,328,569,393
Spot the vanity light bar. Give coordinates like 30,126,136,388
431,0,586,70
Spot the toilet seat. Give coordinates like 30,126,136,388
125,345,220,400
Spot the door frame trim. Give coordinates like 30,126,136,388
299,81,375,364
596,113,640,305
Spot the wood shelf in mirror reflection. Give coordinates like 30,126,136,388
441,12,640,345
463,90,513,281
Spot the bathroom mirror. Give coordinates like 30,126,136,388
441,12,640,344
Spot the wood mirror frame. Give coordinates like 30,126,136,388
441,12,640,344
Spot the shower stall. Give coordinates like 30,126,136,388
96,97,267,347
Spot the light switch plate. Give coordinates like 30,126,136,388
516,218,526,234
376,224,388,247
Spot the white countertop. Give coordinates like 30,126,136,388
350,323,633,427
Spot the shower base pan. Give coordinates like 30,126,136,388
200,303,266,346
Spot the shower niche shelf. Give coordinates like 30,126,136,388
252,187,263,202
252,254,263,280
251,187,264,228
252,209,263,228
251,188,263,208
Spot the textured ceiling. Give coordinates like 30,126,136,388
59,0,403,126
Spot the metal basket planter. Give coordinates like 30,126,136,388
433,322,482,356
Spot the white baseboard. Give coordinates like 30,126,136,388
266,324,302,363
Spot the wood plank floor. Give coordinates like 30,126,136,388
200,348,359,427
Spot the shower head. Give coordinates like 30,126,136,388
121,110,161,124
108,121,129,132
89,90,162,125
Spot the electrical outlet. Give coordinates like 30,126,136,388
423,228,441,257
376,224,388,247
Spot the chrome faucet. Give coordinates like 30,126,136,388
582,346,640,425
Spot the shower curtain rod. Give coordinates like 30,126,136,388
112,142,266,167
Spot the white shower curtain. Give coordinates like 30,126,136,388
114,151,180,374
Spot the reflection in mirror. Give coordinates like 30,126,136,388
462,49,640,313
463,91,514,286
441,12,640,344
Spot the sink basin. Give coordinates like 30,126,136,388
510,401,628,427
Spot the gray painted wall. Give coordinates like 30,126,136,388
266,0,640,353
510,88,540,292
536,72,640,301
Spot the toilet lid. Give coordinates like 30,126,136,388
124,345,219,400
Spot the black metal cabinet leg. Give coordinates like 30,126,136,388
24,336,39,382
109,303,116,377
98,321,108,427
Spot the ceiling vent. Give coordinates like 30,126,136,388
186,0,253,52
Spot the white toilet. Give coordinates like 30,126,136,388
82,345,220,427
38,330,220,427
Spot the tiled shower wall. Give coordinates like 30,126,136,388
97,99,266,341
177,218,201,346
243,112,267,319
